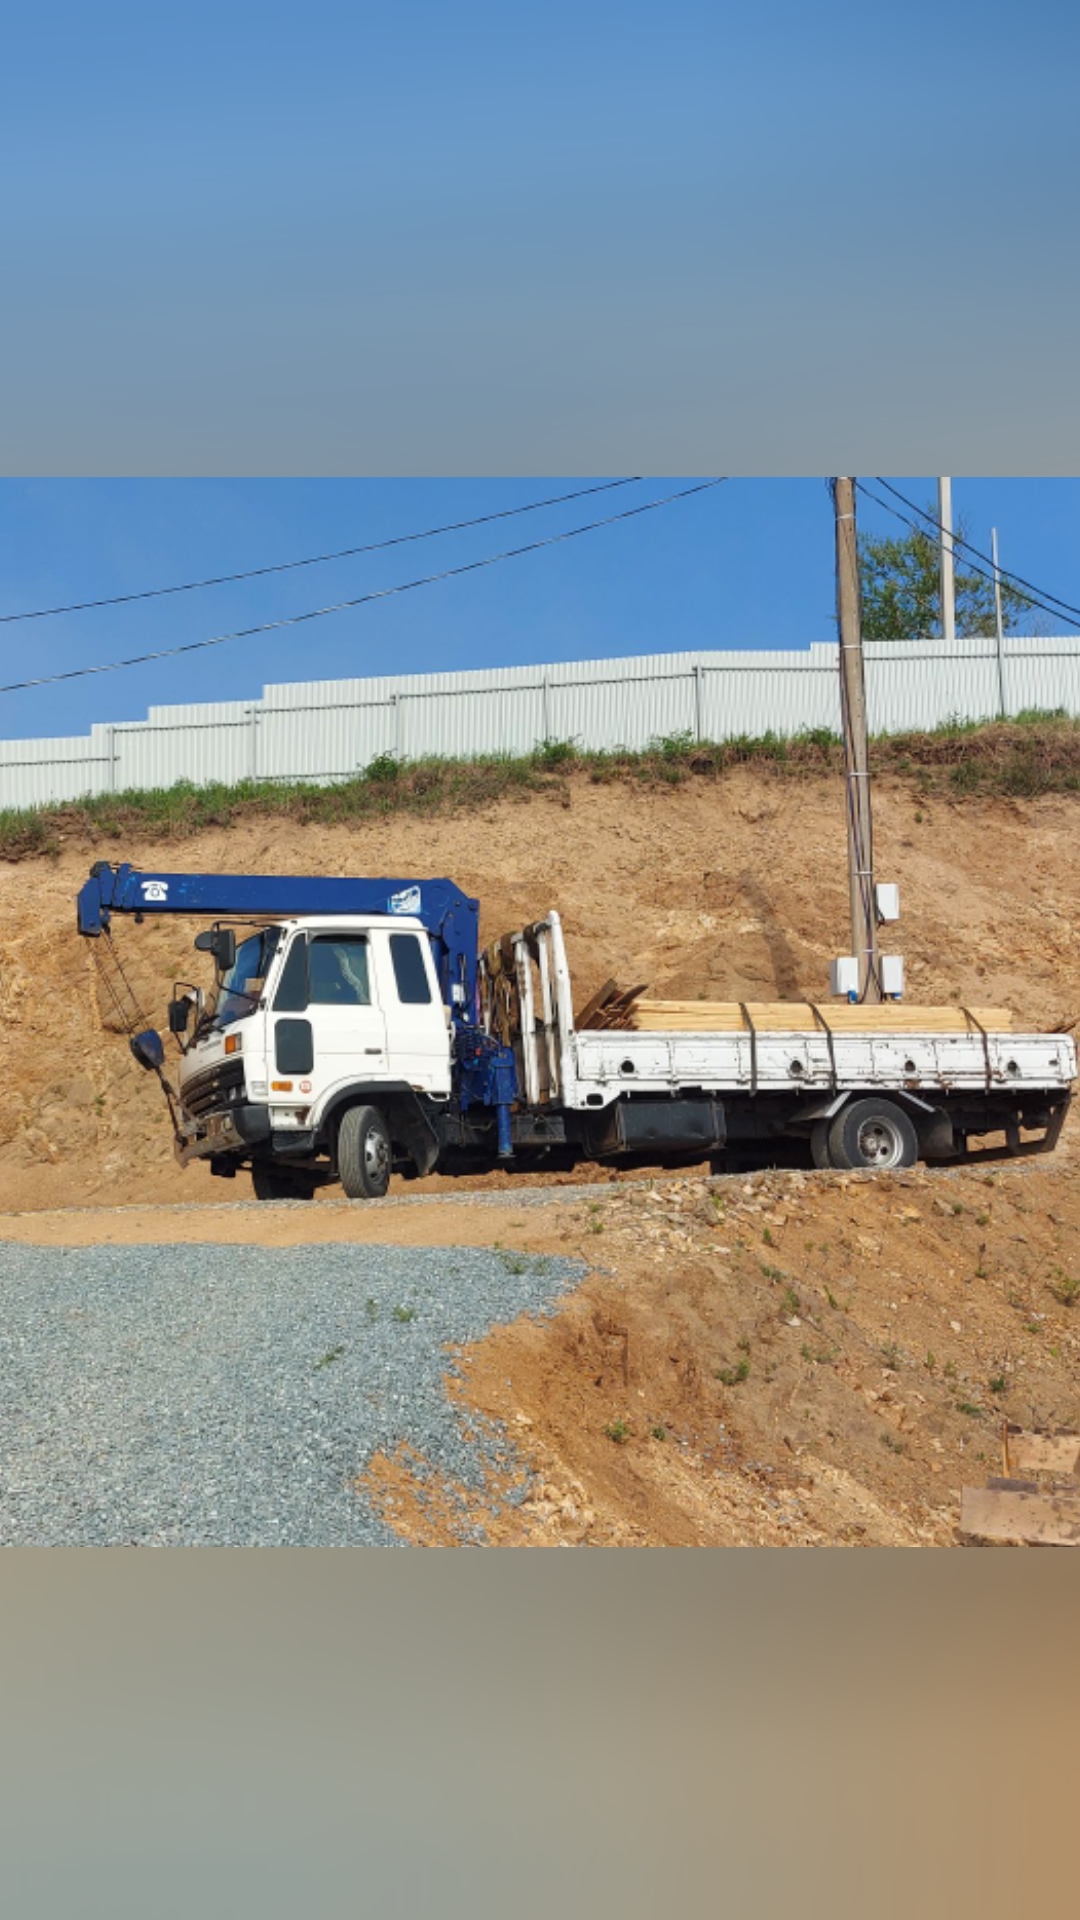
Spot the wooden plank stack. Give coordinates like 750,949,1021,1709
575,979,650,1031
624,1000,1015,1036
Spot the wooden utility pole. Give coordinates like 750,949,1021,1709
833,478,881,1001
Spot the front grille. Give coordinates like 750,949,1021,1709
183,1057,246,1119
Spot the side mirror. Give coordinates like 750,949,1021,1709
195,927,236,970
168,997,192,1035
169,983,203,1034
130,1029,166,1072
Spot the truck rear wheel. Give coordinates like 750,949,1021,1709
826,1097,918,1171
338,1104,392,1200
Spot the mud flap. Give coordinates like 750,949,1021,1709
915,1107,958,1160
388,1094,441,1176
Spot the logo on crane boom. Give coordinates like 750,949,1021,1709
387,886,421,915
140,880,169,901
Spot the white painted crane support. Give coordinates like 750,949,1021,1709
535,930,559,1101
513,935,540,1107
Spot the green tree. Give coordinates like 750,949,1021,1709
859,506,1035,641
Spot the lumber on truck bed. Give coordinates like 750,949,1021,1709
575,980,650,1030
626,1000,1015,1035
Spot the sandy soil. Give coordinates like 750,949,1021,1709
3,766,1078,1213
2,766,1079,1547
358,1149,1080,1547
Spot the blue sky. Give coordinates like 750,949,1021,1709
2,479,1078,741
3,5,1079,473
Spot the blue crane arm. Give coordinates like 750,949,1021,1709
76,863,481,1014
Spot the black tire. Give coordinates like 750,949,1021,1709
337,1104,392,1200
826,1097,918,1172
810,1120,832,1170
251,1161,316,1201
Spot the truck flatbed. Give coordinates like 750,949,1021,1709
492,912,1075,1172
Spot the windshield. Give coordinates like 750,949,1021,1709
204,927,281,1030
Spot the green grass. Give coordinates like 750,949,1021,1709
1048,1269,1080,1308
604,1419,631,1444
7,713,1080,859
498,1252,530,1276
801,1342,839,1366
715,1355,750,1387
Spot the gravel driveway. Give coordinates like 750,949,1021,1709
0,1240,581,1546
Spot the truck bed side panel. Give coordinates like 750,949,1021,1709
567,1030,1076,1106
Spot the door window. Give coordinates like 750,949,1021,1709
389,933,433,1005
308,936,372,1006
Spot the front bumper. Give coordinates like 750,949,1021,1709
174,1102,271,1167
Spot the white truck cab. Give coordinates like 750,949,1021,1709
175,915,454,1193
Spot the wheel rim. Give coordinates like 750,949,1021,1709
364,1127,390,1183
856,1117,904,1167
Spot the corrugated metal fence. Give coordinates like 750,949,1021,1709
3,637,1080,809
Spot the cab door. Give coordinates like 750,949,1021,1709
372,926,452,1093
269,931,387,1092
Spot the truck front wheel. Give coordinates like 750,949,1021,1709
826,1097,918,1171
338,1104,392,1200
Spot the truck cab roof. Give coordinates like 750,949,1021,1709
251,914,428,934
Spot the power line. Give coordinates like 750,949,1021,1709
866,478,1080,628
0,479,727,695
853,482,1080,636
0,477,645,626
872,477,1080,623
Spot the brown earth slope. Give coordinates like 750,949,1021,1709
359,1156,1080,1547
2,765,1080,1546
2,765,1078,1211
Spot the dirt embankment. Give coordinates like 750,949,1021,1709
361,1154,1080,1547
7,1151,1080,1547
2,765,1079,1213
3,766,1080,1548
